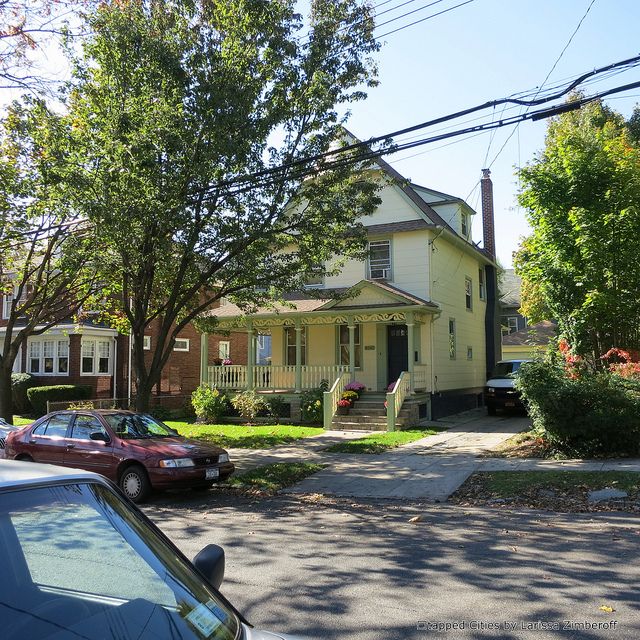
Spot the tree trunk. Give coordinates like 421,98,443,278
0,364,14,423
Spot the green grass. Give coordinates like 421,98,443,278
12,416,33,427
165,421,324,449
226,462,326,493
324,427,447,454
482,471,640,496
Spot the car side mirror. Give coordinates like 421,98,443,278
90,431,109,442
193,544,225,590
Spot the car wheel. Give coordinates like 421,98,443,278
487,405,497,416
15,454,33,462
119,465,151,503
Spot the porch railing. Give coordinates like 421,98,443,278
386,371,410,432
323,371,351,430
413,364,429,391
207,364,348,391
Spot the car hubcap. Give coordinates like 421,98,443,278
123,472,141,498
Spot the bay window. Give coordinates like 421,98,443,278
28,338,69,375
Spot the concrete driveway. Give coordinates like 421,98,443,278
145,494,640,640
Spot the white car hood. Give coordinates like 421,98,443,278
485,378,515,389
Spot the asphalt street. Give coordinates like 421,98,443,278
143,492,640,640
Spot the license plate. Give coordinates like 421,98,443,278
206,468,219,480
505,401,515,407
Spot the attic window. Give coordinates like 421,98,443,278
461,213,468,237
368,240,392,280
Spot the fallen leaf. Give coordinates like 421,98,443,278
408,516,423,523
510,546,518,552
599,605,615,613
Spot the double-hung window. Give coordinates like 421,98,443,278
465,277,473,310
2,285,26,319
285,327,306,365
82,339,112,375
368,240,392,280
338,325,361,368
28,338,69,375
448,318,456,360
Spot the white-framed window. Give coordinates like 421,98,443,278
143,335,151,350
2,285,26,320
338,324,361,368
304,265,324,288
27,338,69,375
448,318,456,360
461,213,468,237
478,268,486,300
467,346,473,360
502,316,520,336
218,341,230,360
81,339,112,375
173,338,190,352
368,240,392,280
465,276,473,310
285,326,306,366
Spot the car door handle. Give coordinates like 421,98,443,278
28,439,36,444
66,444,76,450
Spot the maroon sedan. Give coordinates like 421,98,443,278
5,410,235,503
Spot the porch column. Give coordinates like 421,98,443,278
348,320,356,382
246,321,255,391
294,318,303,392
200,333,209,386
406,312,415,393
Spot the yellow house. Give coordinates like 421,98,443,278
198,159,500,427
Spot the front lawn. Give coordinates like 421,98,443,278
324,427,447,454
451,471,640,512
225,462,325,494
165,421,324,449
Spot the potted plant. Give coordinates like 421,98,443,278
341,390,359,407
336,398,351,415
344,381,366,398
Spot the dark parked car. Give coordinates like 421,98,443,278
0,459,301,640
5,410,234,502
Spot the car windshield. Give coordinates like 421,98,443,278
104,413,178,439
0,482,239,640
489,361,522,379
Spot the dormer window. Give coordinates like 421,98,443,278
461,213,468,237
368,240,392,280
304,265,324,288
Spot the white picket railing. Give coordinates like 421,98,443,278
413,364,430,391
207,364,348,391
323,371,351,429
386,371,410,431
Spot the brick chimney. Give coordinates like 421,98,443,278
480,168,496,258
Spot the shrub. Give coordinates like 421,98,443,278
300,380,328,424
27,385,93,417
11,373,37,414
149,405,172,421
191,385,229,423
516,361,640,457
231,390,266,423
264,395,288,422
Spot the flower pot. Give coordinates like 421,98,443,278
336,406,350,415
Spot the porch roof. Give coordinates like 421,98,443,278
201,280,439,329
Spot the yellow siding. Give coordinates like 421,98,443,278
390,230,429,300
430,232,487,391
502,345,544,361
307,325,335,365
363,181,424,226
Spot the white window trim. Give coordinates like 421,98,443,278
368,239,392,281
478,268,486,300
461,213,468,237
3,285,26,320
143,335,151,350
80,338,113,376
285,327,307,366
465,276,473,311
448,318,456,360
173,338,190,352
218,341,230,360
27,337,70,376
337,324,362,369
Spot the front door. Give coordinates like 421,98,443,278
387,325,408,387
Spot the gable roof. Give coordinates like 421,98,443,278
502,320,557,346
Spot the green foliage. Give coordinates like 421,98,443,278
11,373,36,414
516,97,640,360
226,462,326,493
231,390,266,423
148,405,172,421
325,427,446,454
67,401,96,411
27,385,93,417
263,395,289,422
516,361,640,457
62,0,383,410
341,390,359,403
191,385,229,423
300,379,329,424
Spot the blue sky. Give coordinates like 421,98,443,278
343,0,640,266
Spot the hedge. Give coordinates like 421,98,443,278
516,361,640,457
27,385,93,417
11,373,37,414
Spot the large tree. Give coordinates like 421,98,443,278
515,97,640,364
65,0,383,410
0,99,99,420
